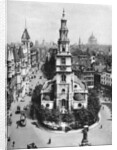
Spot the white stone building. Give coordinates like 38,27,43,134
101,71,112,87
41,10,88,113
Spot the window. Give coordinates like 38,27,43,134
46,104,49,108
60,66,66,71
62,89,65,93
62,45,65,52
62,99,65,106
61,74,66,82
61,57,66,64
78,103,82,107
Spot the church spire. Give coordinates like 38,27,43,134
25,18,27,29
62,8,65,17
78,37,81,50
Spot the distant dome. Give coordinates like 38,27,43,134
88,33,97,45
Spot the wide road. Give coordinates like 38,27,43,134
7,68,112,149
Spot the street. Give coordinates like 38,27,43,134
7,68,112,149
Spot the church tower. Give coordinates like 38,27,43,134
21,20,31,69
41,10,88,113
56,9,73,113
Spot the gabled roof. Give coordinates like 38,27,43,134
21,28,30,41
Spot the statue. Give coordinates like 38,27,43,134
80,125,91,146
82,127,88,144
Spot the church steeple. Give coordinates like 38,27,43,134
58,9,70,53
78,37,81,49
21,20,30,43
62,8,65,18
25,18,27,29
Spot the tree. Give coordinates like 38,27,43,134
31,84,42,106
43,50,56,79
61,112,75,123
88,89,101,121
51,108,61,123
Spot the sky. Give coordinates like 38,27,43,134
7,1,112,45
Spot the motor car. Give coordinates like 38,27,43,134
27,143,37,149
15,106,21,114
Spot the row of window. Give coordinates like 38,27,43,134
101,77,112,82
45,102,83,108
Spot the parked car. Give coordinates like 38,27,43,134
15,106,21,114
27,143,37,149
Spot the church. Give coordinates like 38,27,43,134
41,10,88,113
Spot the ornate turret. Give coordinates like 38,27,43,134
21,20,30,44
58,9,70,52
21,20,31,71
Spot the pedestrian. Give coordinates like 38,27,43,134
7,137,11,142
16,121,19,128
48,138,51,144
12,141,15,147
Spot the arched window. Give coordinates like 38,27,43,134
62,99,65,106
61,74,66,82
62,45,65,52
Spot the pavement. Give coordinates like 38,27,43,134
7,68,112,149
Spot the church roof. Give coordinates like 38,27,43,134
42,80,55,93
74,75,87,90
21,28,30,41
74,93,84,101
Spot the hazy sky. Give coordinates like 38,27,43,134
7,1,112,45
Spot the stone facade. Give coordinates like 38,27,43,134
41,10,88,113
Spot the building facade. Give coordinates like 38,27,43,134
101,71,112,87
41,10,88,113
